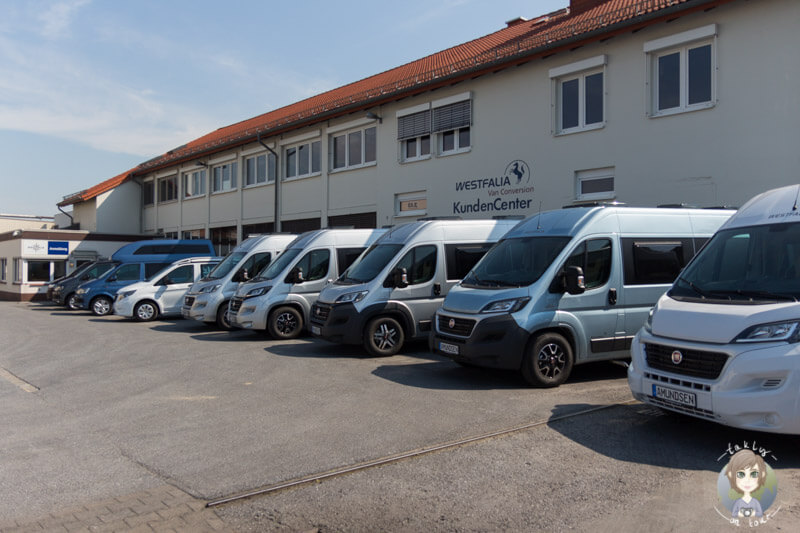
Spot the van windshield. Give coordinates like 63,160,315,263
253,248,301,281
339,244,403,284
671,222,800,303
462,236,571,288
203,252,246,280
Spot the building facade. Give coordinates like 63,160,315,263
59,0,800,254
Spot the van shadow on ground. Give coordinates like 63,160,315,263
370,359,628,391
546,402,800,471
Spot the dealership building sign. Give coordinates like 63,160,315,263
452,160,534,215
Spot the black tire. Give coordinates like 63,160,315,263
364,316,405,357
268,306,304,339
65,292,80,310
133,300,159,322
216,302,232,330
90,295,113,316
521,332,574,388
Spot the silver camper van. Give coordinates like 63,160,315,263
431,205,733,387
228,228,386,338
181,234,297,328
310,218,518,356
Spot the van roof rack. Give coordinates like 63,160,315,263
562,201,626,209
657,203,738,210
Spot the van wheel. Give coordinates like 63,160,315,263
522,333,573,388
134,301,159,322
65,293,80,310
268,306,303,339
216,302,232,330
364,316,404,357
90,296,113,316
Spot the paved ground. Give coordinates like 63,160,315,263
2,301,799,532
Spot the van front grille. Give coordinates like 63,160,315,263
437,314,476,337
229,297,244,313
184,296,195,307
644,343,728,380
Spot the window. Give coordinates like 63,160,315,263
433,99,471,155
336,247,367,273
182,169,206,198
395,191,427,218
393,245,437,286
212,161,238,193
285,141,321,180
182,229,205,240
245,153,277,186
292,249,330,282
143,181,154,206
158,175,178,203
550,56,606,134
563,239,612,290
27,261,50,282
13,258,22,282
645,25,716,116
622,238,694,285
0,258,6,282
114,264,141,281
331,127,376,171
159,265,194,285
237,252,272,281
576,167,615,202
398,109,431,162
445,243,493,280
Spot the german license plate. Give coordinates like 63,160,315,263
438,341,459,355
653,384,696,407
311,326,321,335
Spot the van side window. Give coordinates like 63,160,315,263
622,238,691,285
161,265,194,285
295,249,330,282
238,252,272,281
144,263,172,278
173,244,213,254
445,243,492,280
395,245,437,285
200,263,217,278
114,264,141,281
134,245,173,255
337,247,367,273
563,239,612,290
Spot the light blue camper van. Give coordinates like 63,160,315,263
430,205,733,387
73,239,215,316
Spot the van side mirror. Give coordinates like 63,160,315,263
393,267,409,289
564,266,585,295
107,275,117,282
80,275,90,281
288,267,304,284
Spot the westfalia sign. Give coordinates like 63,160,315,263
452,160,534,215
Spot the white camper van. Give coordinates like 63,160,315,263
181,234,297,329
431,205,733,387
310,218,519,356
629,185,800,434
228,228,386,338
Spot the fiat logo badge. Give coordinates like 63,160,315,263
671,350,683,365
448,318,455,329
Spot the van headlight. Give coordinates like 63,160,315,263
245,286,271,298
199,284,221,294
119,290,136,299
643,307,655,334
76,288,86,295
480,297,530,313
335,290,368,304
734,321,800,343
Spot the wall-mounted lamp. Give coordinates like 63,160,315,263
366,111,382,124
197,161,208,168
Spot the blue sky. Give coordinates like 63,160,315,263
0,0,568,217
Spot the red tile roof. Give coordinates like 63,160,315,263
61,0,728,207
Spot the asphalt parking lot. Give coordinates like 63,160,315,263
1,301,799,532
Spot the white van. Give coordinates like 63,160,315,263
181,234,297,329
629,185,800,434
309,218,519,356
113,256,220,321
228,228,386,338
431,205,733,387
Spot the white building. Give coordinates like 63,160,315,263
58,0,800,254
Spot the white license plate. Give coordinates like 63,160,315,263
653,384,696,407
311,326,321,335
438,342,459,355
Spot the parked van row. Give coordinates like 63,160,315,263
48,191,800,435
